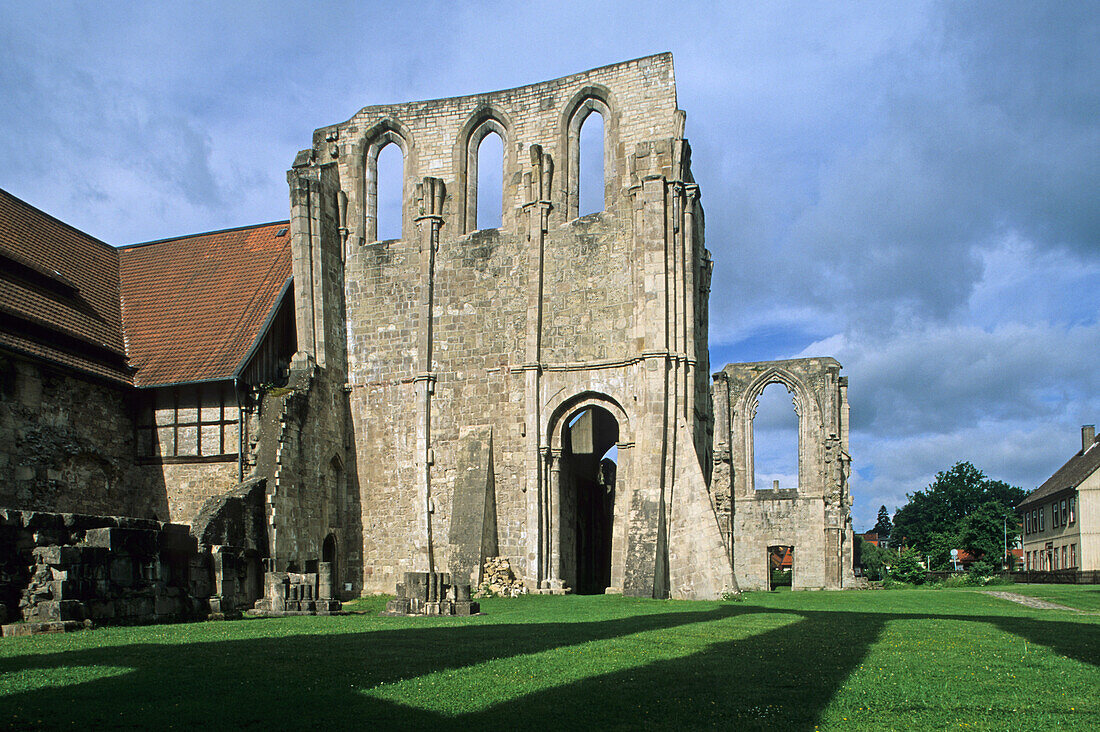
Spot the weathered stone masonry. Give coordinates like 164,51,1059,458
283,53,733,599
712,358,854,590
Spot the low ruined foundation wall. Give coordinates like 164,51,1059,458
0,507,263,632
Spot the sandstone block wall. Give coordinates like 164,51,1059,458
153,461,239,528
713,358,854,590
286,54,722,597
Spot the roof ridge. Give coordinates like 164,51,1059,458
0,187,118,253
120,220,290,249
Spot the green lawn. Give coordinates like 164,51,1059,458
1,588,1097,730
993,583,1100,612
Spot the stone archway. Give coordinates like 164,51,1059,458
558,406,619,594
543,392,631,595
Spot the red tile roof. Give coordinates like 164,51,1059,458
118,222,291,387
0,188,130,384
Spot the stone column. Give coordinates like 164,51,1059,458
318,561,334,600
523,145,553,589
683,183,699,425
414,177,445,573
621,174,671,598
547,449,563,590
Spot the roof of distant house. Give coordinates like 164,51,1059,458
118,222,291,388
0,188,130,383
1018,435,1100,508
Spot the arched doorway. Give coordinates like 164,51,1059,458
559,405,618,594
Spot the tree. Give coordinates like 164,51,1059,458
891,547,927,584
924,530,962,571
891,462,1026,564
873,505,893,545
855,535,890,580
960,500,1020,569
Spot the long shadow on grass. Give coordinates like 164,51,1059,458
1,603,1096,730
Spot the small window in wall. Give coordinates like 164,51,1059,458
1069,496,1076,524
376,142,404,241
1070,544,1076,568
1038,508,1044,532
753,383,799,491
1053,503,1060,529
137,383,238,458
1061,499,1068,526
1062,545,1068,570
578,110,605,216
475,131,504,230
1025,513,1031,534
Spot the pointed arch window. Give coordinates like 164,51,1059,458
753,382,800,491
375,143,403,240
565,94,612,219
463,117,508,233
578,110,605,216
365,129,407,242
475,132,503,230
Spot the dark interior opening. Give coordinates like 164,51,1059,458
560,406,618,594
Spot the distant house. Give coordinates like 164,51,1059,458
860,532,881,547
1017,425,1100,583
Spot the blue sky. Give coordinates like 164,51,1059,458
2,1,1097,530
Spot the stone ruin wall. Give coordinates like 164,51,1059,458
0,354,168,520
712,358,854,590
284,54,721,597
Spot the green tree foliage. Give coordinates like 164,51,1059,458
872,505,893,545
891,547,927,584
855,535,891,580
924,530,962,570
960,500,1017,567
891,462,1025,566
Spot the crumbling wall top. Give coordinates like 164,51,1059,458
316,53,678,146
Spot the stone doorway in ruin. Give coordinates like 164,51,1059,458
768,545,793,591
559,406,618,595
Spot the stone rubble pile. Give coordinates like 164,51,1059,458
476,556,527,598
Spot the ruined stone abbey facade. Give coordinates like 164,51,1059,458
0,55,853,625
275,53,852,598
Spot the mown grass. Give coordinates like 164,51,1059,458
0,588,1096,730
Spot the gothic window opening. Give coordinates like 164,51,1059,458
375,141,404,241
753,382,799,491
578,110,605,216
328,456,344,525
475,130,504,230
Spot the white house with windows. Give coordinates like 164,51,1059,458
1018,425,1100,582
